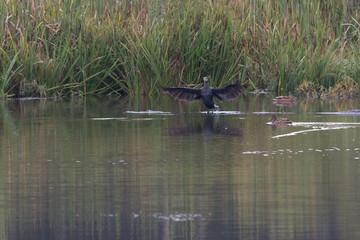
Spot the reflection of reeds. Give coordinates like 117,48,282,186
274,94,296,107
2,97,360,239
1,1,360,97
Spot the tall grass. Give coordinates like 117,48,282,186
1,0,360,97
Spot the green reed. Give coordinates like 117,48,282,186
1,0,360,97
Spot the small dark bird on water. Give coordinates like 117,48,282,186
162,77,245,111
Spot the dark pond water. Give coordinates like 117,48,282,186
0,95,359,240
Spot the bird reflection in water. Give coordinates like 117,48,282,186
169,114,242,137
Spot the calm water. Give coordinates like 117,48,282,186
0,95,359,240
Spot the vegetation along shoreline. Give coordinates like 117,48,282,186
1,0,360,99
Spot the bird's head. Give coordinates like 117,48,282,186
269,115,277,121
203,76,209,83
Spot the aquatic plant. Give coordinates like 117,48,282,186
1,0,360,97
328,77,359,99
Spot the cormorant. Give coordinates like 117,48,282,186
162,77,245,110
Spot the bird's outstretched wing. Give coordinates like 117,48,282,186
212,82,245,101
162,87,202,102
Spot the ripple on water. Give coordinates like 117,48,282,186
292,122,360,127
242,144,360,162
317,110,360,116
138,213,205,222
200,110,242,115
271,125,357,139
125,110,173,115
91,117,165,121
91,117,126,120
252,111,294,115
242,151,268,155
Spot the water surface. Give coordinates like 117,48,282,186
0,96,359,240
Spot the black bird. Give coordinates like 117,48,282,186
162,77,245,110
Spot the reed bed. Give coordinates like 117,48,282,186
1,0,360,97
